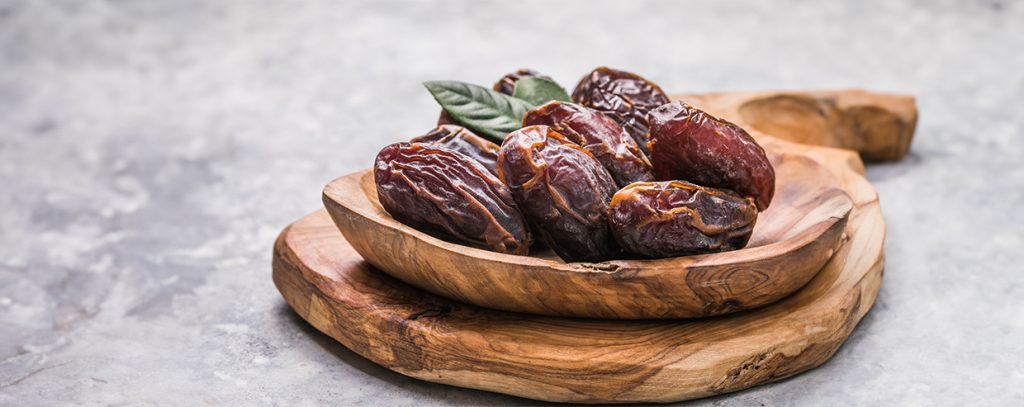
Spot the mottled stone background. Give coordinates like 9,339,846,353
1,0,1022,405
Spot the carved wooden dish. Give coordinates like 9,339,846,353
273,135,886,403
274,89,914,403
320,89,913,319
323,141,852,319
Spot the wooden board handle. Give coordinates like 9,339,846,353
673,89,918,162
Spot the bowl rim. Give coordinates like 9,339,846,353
323,168,853,275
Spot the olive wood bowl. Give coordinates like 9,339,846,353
322,137,853,319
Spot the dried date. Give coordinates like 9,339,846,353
374,142,531,254
497,125,618,262
571,67,670,155
436,109,457,126
609,181,758,258
411,125,500,175
648,101,776,211
523,101,653,187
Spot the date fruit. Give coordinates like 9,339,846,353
493,69,547,95
497,125,617,262
648,101,776,211
374,142,531,254
571,67,670,155
411,125,500,175
436,109,457,126
609,181,758,258
523,101,653,187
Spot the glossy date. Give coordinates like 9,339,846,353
410,125,500,175
571,67,670,155
523,101,653,187
497,125,618,262
374,143,532,254
648,101,776,211
609,181,758,258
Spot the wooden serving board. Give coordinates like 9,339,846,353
272,134,886,403
671,89,917,161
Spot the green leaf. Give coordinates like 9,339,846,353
423,80,534,142
512,76,571,106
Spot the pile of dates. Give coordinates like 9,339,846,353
374,67,775,262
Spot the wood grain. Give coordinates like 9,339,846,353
272,88,915,403
272,135,884,403
673,89,918,161
323,147,852,319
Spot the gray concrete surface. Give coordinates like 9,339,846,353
1,0,1022,405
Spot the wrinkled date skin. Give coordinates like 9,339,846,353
609,181,758,258
571,67,670,155
375,143,532,254
649,101,776,211
497,125,618,262
523,101,654,188
410,125,500,175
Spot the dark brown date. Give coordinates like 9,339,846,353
609,181,758,258
411,125,500,175
375,143,531,254
648,101,776,211
523,101,654,188
571,67,670,155
497,125,617,262
492,68,548,95
437,109,457,126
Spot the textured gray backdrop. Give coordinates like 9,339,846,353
1,0,1022,405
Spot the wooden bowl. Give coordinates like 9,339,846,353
322,140,853,319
